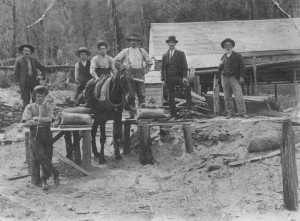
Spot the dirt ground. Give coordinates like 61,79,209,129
1,89,300,221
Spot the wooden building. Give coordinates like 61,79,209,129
148,18,300,101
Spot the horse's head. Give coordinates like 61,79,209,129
113,62,134,101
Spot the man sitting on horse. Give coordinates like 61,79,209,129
84,40,117,108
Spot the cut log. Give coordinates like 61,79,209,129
7,174,31,181
247,136,281,153
182,125,194,153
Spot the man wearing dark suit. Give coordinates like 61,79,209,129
14,44,46,109
161,36,191,118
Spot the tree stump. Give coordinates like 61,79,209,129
25,131,31,173
281,119,299,211
82,130,91,171
213,74,220,116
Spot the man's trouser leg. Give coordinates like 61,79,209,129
32,129,59,182
29,132,41,185
177,81,192,108
167,81,177,117
127,79,136,116
221,76,235,115
84,79,96,108
74,84,85,103
229,76,247,114
21,87,31,109
136,81,146,107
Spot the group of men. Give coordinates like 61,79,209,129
13,33,249,190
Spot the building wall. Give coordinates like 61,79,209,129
257,83,296,96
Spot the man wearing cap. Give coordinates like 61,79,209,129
74,47,92,104
161,36,191,118
83,40,117,108
114,33,153,119
14,44,46,109
22,85,60,190
218,38,249,118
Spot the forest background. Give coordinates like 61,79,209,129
0,0,299,66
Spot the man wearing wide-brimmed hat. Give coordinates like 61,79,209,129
161,36,191,119
22,85,60,190
14,44,46,109
218,38,249,118
83,40,117,108
74,47,92,104
114,33,153,119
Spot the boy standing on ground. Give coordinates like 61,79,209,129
22,85,60,190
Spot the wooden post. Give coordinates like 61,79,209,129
25,131,31,173
275,84,278,101
281,119,299,211
253,57,258,96
138,125,153,165
123,122,131,155
294,68,300,105
213,74,220,116
82,130,91,171
182,125,194,153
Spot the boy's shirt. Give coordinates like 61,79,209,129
22,103,54,127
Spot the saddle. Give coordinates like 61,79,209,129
93,75,111,102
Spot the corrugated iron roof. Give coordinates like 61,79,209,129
149,18,300,69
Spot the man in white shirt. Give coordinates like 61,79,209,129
114,33,153,119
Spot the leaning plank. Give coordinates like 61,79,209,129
53,149,95,178
229,150,280,167
7,174,31,181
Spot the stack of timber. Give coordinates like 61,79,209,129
204,91,281,114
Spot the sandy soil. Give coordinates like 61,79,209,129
1,118,300,221
1,88,300,221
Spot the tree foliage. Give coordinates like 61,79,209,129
0,0,299,64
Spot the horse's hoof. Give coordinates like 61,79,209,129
116,155,123,161
98,158,106,164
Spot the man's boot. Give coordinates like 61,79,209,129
42,180,48,190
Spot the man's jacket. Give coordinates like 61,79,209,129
161,49,188,82
14,57,46,88
218,51,245,80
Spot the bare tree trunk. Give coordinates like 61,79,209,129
111,0,121,55
11,0,17,58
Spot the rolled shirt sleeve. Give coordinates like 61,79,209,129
89,56,99,79
109,57,118,75
22,105,33,122
74,62,79,83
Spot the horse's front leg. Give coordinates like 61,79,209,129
99,122,106,164
113,120,123,161
91,121,100,158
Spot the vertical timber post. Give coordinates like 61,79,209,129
253,57,258,96
25,131,31,173
281,119,299,211
213,74,220,116
294,68,300,105
123,122,131,155
138,124,153,165
275,84,277,101
182,125,194,153
82,130,91,171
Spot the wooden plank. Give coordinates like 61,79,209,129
229,150,280,167
52,131,65,144
281,119,299,211
53,149,95,178
82,130,91,171
7,174,31,181
182,125,194,153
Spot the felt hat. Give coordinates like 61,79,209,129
75,47,91,57
166,36,178,43
18,44,34,54
221,38,235,49
126,33,141,41
96,40,109,50
32,85,49,99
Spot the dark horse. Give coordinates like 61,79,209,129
90,70,133,164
